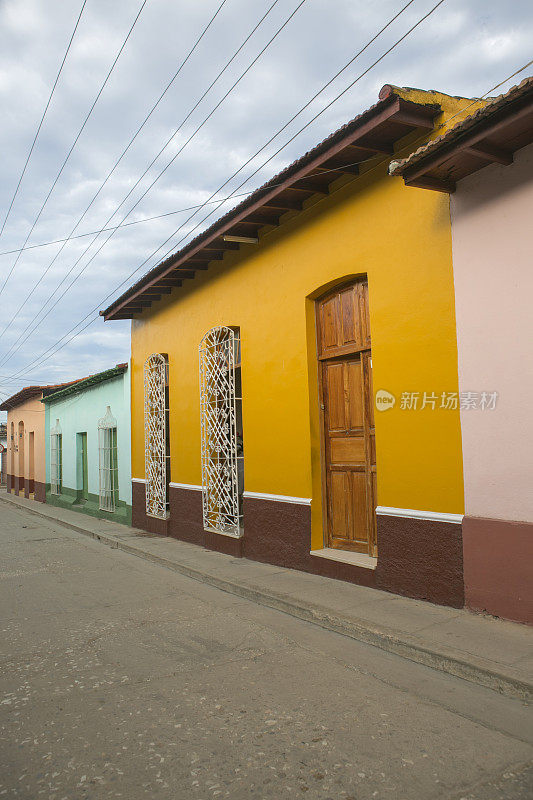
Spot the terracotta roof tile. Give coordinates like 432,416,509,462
389,75,533,176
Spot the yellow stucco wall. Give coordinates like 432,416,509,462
129,90,478,549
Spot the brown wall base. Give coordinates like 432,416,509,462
204,530,243,557
131,481,170,536
375,513,464,608
24,478,35,498
243,496,312,571
131,484,467,608
169,486,204,545
6,473,13,493
463,515,533,625
34,480,46,503
132,483,244,555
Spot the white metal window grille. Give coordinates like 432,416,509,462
98,406,118,512
50,419,62,495
199,326,244,537
144,353,170,518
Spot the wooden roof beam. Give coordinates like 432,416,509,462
204,240,240,251
151,278,182,287
104,96,439,320
195,250,224,260
244,212,281,226
462,141,513,165
319,156,359,175
287,177,329,194
405,175,456,193
344,141,394,156
393,100,436,129
262,197,303,211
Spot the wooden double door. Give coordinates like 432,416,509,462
317,280,377,556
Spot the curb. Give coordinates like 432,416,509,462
2,493,532,702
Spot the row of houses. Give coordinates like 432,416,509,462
2,366,131,520
2,79,532,625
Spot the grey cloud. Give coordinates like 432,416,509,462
1,0,532,417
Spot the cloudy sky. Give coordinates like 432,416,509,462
0,0,532,416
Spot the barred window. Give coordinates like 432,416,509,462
144,354,170,518
199,327,244,537
50,419,62,495
98,406,118,512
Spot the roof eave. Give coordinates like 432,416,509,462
102,92,440,321
391,80,533,191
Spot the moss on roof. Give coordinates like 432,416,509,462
41,364,127,404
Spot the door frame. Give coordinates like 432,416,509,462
315,277,376,555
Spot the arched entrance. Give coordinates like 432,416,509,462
316,278,377,556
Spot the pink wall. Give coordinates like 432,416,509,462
451,142,533,524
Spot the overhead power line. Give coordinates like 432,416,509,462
0,0,88,239
0,0,306,367
1,0,445,382
0,0,415,261
0,0,230,342
0,0,150,301
4,41,530,390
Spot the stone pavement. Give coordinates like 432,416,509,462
3,498,533,800
1,491,532,701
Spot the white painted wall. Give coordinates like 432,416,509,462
451,142,533,522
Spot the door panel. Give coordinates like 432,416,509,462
330,437,365,464
346,359,364,431
351,472,370,545
340,287,361,350
325,362,346,432
318,280,376,555
329,471,350,541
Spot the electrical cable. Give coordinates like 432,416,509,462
0,0,417,261
0,0,88,239
0,0,231,339
0,0,449,381
0,0,307,366
3,53,531,389
0,0,150,300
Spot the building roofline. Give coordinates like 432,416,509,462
0,380,83,412
102,86,447,321
389,76,533,191
41,363,128,405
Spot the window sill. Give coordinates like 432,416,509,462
310,548,377,570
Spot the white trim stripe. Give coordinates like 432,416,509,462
132,477,146,484
243,491,311,506
376,506,463,524
169,482,202,491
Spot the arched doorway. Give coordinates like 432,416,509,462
316,278,377,556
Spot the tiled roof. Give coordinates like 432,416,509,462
102,85,442,320
41,363,128,404
0,379,83,411
389,76,533,177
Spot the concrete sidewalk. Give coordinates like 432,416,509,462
2,490,532,702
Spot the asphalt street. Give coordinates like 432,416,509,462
1,499,532,799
